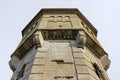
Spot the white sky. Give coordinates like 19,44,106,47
0,0,120,80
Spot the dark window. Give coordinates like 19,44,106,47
17,64,26,79
93,63,103,79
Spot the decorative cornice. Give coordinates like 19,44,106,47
85,33,108,58
76,29,107,58
11,31,41,59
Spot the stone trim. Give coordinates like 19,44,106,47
11,31,41,59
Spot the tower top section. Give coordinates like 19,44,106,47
22,8,97,37
11,8,108,60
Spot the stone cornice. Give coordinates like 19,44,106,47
76,29,108,58
11,30,41,59
85,32,108,58
11,29,107,60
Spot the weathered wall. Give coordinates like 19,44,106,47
28,40,109,80
10,47,36,80
29,41,77,80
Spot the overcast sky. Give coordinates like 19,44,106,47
0,0,120,80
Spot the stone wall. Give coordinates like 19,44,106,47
10,47,36,80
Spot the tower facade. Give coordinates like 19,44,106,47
9,9,110,80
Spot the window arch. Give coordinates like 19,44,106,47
63,16,70,21
49,16,54,21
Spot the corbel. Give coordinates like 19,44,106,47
9,60,16,72
32,33,41,48
76,30,86,49
100,54,111,71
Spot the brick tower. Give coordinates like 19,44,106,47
9,9,110,80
